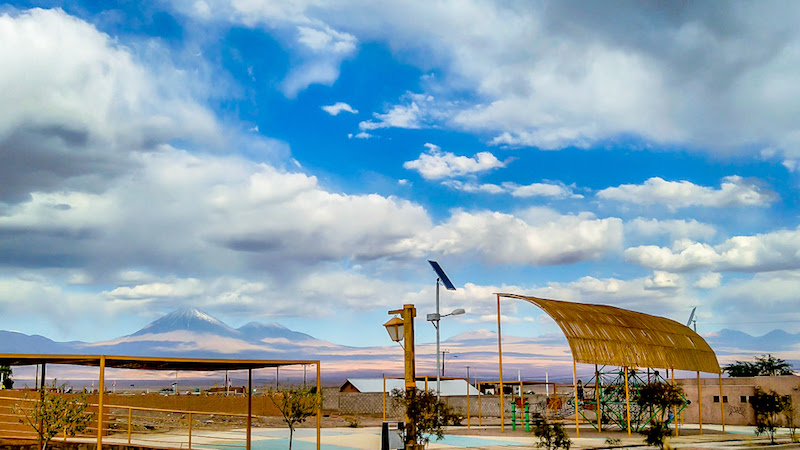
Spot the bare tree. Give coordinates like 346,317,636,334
269,386,321,450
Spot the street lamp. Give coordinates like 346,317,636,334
385,304,418,448
383,316,405,343
427,260,462,402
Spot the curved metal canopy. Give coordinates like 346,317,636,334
498,294,721,374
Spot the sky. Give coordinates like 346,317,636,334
2,1,800,351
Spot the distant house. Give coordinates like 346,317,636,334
340,378,480,396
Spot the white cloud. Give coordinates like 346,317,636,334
505,182,582,199
398,208,624,265
442,180,582,199
175,2,800,157
0,8,220,203
694,273,722,289
625,227,800,273
624,240,721,272
626,218,717,241
359,93,437,131
597,176,776,209
281,24,357,97
403,144,506,180
441,181,505,194
643,271,681,290
322,102,358,116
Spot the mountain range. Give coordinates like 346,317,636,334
1,308,798,382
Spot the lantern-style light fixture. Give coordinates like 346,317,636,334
383,316,405,342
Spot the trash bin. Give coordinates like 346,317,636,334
381,421,405,450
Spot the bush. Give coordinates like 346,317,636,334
391,388,458,447
532,417,571,450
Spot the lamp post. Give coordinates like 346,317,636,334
385,304,418,449
428,257,462,404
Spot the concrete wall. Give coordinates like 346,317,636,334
676,375,800,426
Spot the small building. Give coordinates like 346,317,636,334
340,377,480,396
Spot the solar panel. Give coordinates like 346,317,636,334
428,260,456,290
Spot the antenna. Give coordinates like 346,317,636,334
687,307,697,332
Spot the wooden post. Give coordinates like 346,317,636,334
697,371,703,435
467,377,471,428
671,369,678,437
595,365,601,432
97,356,105,449
39,363,46,449
573,360,580,438
497,294,505,432
246,368,252,450
317,363,321,450
188,412,193,449
624,367,631,437
478,379,482,426
127,407,132,444
719,372,725,434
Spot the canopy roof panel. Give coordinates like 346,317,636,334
0,354,318,371
498,294,721,374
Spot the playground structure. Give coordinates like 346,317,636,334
572,366,689,432
494,293,722,437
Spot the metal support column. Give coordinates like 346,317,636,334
246,368,252,450
624,367,631,437
97,355,105,449
496,294,505,432
697,371,703,435
718,373,725,434
573,360,580,438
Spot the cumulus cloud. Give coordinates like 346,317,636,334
0,8,219,203
322,102,358,116
398,208,624,265
403,143,506,180
625,227,800,273
597,176,776,209
694,272,722,289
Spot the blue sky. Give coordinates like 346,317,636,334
2,2,800,349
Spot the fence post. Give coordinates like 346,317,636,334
188,412,193,449
128,407,132,444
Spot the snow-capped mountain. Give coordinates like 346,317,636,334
130,308,241,338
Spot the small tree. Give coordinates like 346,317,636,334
784,397,798,443
390,388,460,447
754,354,794,376
532,417,571,450
0,365,12,389
724,354,794,377
269,386,321,450
636,382,685,449
752,388,791,444
14,383,93,450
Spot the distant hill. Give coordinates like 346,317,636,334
704,329,800,353
1,309,799,380
237,322,314,342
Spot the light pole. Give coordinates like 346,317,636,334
384,304,418,448
427,260,463,402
